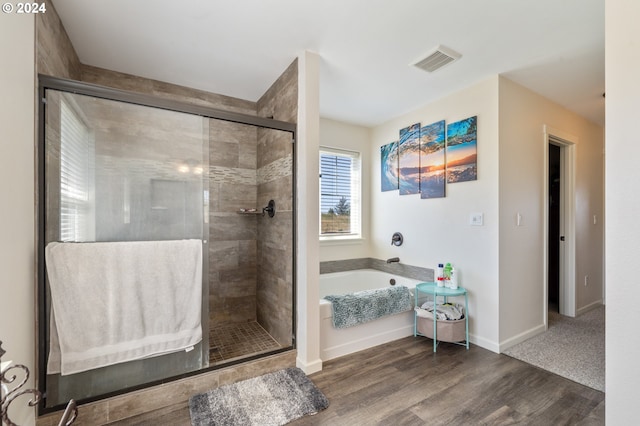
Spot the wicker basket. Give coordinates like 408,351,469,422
416,316,466,343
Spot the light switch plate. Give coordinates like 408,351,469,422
470,212,483,226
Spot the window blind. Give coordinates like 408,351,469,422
60,100,92,242
319,147,361,236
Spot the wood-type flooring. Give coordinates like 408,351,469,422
107,337,604,425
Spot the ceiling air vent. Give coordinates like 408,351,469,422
413,45,461,73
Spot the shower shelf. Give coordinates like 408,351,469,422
237,200,276,217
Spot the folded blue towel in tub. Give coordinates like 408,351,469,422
323,286,412,329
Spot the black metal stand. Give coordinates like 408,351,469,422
1,340,77,426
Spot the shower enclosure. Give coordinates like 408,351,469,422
37,76,296,412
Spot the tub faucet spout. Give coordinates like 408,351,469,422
386,257,400,264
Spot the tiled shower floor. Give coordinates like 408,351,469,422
209,321,282,364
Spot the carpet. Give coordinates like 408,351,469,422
324,285,412,328
188,367,329,426
503,306,604,391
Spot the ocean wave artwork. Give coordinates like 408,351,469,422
399,123,421,195
380,141,399,191
419,120,446,199
446,116,477,183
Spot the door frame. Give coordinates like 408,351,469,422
543,125,577,323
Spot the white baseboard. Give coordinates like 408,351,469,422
469,334,500,354
321,325,413,361
576,300,603,316
498,323,546,353
296,357,323,374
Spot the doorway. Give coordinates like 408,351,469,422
544,127,576,320
548,143,561,313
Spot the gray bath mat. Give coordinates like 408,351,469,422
189,367,329,426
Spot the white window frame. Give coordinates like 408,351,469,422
319,147,361,240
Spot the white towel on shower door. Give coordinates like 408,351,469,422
45,239,203,376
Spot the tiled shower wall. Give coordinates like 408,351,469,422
38,0,299,333
256,61,298,346
36,1,298,421
208,119,259,326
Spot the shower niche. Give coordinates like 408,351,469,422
37,76,296,412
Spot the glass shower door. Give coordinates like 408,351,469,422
42,89,210,408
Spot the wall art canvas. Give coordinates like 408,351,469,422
380,141,399,191
419,120,446,199
398,123,421,195
446,116,477,183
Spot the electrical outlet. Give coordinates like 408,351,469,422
584,275,589,286
470,212,483,226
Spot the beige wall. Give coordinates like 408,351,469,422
0,12,36,426
605,0,640,421
370,77,501,350
354,74,605,353
319,118,372,262
498,76,604,347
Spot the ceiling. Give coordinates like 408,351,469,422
52,0,605,128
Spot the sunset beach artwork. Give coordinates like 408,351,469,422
380,141,399,191
446,116,477,183
398,122,421,195
419,120,446,199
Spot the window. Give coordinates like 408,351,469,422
60,99,94,241
319,147,361,238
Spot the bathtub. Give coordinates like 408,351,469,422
319,269,423,361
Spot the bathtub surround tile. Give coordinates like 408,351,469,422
319,258,372,274
320,258,435,282
370,259,435,282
